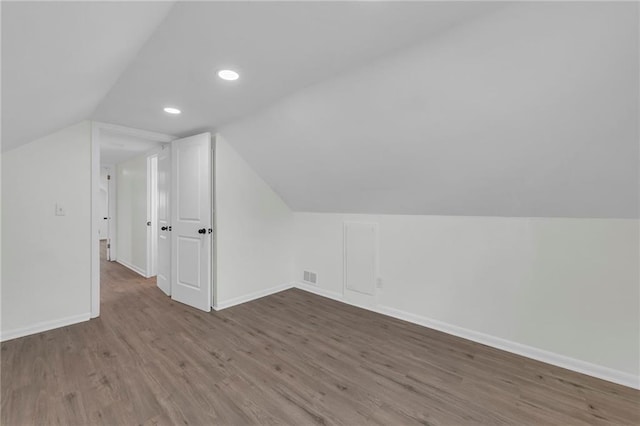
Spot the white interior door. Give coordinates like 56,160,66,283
156,147,171,296
147,155,159,277
171,133,212,312
106,167,116,261
99,188,108,240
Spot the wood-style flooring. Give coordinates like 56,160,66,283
2,244,639,425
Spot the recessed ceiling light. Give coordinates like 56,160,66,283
217,69,239,81
163,107,181,114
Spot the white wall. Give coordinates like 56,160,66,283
294,213,639,387
1,121,92,339
213,135,294,308
115,154,148,276
211,2,639,389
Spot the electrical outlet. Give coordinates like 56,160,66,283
376,277,383,288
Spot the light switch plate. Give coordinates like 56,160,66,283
55,203,66,216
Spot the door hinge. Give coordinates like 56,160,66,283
107,174,111,180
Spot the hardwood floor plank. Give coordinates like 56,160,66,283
1,243,638,425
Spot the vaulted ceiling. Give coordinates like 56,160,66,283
1,1,174,151
3,1,499,149
219,2,639,218
2,1,638,218
92,1,500,136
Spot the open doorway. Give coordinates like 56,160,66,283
91,123,173,317
92,125,215,317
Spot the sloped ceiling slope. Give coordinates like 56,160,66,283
92,1,501,136
219,2,639,218
1,1,174,151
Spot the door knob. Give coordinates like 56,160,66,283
198,228,206,234
161,226,168,231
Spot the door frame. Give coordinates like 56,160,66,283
91,122,173,318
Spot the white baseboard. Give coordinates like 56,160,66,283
375,305,640,390
213,283,295,311
116,259,148,278
296,282,344,301
294,282,639,390
0,313,91,342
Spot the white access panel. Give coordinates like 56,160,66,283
344,222,377,296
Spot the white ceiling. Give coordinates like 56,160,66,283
3,2,637,218
1,1,174,151
219,2,639,218
100,131,166,166
91,1,501,136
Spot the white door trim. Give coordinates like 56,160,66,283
91,124,100,318
91,122,174,319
